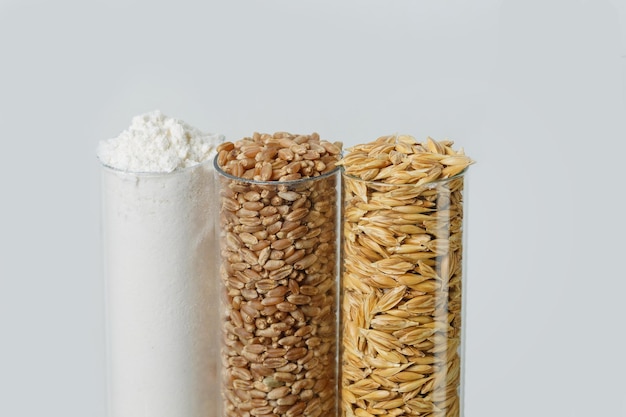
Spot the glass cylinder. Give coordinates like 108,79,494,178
100,161,220,417
340,171,468,417
214,160,340,417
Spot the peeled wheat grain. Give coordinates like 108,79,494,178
216,132,342,417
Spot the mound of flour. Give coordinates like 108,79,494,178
100,110,223,416
98,110,223,173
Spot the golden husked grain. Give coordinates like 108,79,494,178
339,135,473,184
339,134,471,417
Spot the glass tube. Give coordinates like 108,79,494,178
340,171,469,417
100,161,220,417
214,160,340,417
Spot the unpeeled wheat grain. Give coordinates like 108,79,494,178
339,135,472,417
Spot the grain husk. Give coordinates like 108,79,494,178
338,134,471,417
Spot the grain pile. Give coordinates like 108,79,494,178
215,132,342,417
338,135,473,417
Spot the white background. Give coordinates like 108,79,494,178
1,1,625,416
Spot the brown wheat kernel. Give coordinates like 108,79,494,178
217,131,341,416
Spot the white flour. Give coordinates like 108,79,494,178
98,110,221,173
99,111,223,417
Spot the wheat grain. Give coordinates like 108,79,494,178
339,134,471,417
216,132,341,416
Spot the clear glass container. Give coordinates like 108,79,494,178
214,159,340,417
340,171,469,417
100,161,220,417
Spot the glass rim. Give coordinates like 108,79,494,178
213,153,342,185
97,154,216,176
341,167,468,188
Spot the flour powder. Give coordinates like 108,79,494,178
99,111,223,417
